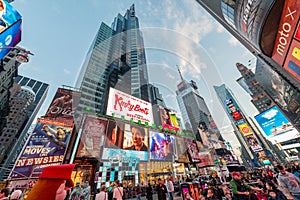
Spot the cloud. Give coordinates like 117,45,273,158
63,68,71,75
262,109,278,120
228,36,239,46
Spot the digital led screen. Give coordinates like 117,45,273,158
184,138,200,163
159,107,180,132
149,131,176,161
104,121,148,161
76,115,107,158
175,137,189,163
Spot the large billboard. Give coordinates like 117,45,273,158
184,138,201,163
9,118,72,179
103,121,148,161
76,115,108,158
255,106,300,144
45,88,81,127
159,107,180,132
149,131,176,161
272,0,300,81
106,87,153,124
0,0,22,57
175,137,189,163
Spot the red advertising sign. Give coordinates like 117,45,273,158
284,39,300,80
272,0,300,66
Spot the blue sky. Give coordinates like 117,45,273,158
12,0,258,147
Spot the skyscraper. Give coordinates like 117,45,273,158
0,75,49,181
214,84,277,166
75,4,149,116
196,0,300,90
176,67,220,142
236,62,275,112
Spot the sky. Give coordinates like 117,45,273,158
12,0,259,148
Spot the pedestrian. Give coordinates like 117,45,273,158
277,165,300,200
146,183,153,200
156,178,167,200
166,177,174,200
113,180,123,200
69,182,82,200
230,171,263,200
96,186,108,200
184,192,194,200
0,188,9,200
10,189,22,200
265,181,287,200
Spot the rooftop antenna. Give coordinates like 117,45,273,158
177,65,184,81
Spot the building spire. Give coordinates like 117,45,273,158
177,65,184,81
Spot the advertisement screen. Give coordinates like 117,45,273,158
104,121,148,161
198,152,214,168
237,123,252,135
9,118,72,179
159,107,179,132
106,87,153,124
255,106,299,144
45,88,81,127
175,137,189,163
0,19,21,60
245,134,263,152
184,138,200,163
76,115,108,158
149,131,176,161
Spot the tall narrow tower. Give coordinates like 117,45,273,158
75,4,149,116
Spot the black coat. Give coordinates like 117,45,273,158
156,184,167,200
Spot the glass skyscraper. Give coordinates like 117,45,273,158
75,4,149,116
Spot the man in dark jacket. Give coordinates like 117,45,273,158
156,178,167,200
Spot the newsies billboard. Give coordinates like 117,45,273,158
106,87,154,124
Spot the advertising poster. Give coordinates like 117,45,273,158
175,137,189,163
76,115,108,158
106,87,153,124
198,152,214,168
149,131,176,161
244,134,263,152
101,148,144,163
181,184,190,200
104,121,148,161
45,88,81,127
237,123,253,135
254,106,299,144
184,138,200,163
159,107,180,132
284,39,300,81
9,118,72,179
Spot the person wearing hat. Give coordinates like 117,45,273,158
26,164,75,200
230,171,263,200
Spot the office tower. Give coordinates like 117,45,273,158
0,75,49,180
75,4,149,116
236,62,275,112
214,84,276,166
176,67,220,141
0,50,21,134
254,57,300,130
196,0,300,89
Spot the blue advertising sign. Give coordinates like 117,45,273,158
9,118,72,179
0,19,21,60
255,106,293,137
102,148,145,162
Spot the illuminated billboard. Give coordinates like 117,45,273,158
45,88,81,127
184,138,201,163
9,118,72,179
237,123,252,135
0,0,22,60
106,87,153,124
272,0,300,81
103,120,148,161
255,106,299,144
175,137,189,163
149,131,176,161
159,107,180,132
76,115,108,158
198,152,214,168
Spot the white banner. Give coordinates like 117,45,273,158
106,88,154,124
